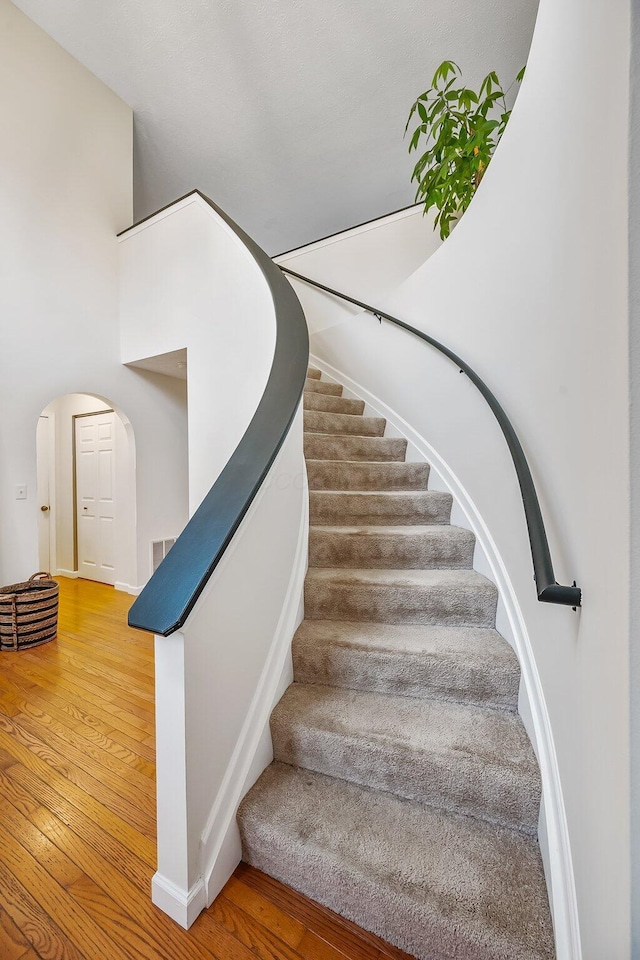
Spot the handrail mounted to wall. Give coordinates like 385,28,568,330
280,265,581,609
125,192,309,636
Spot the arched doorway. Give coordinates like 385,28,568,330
36,393,137,592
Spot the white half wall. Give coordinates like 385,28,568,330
0,0,189,590
282,0,631,955
152,409,307,927
276,204,441,336
120,193,308,926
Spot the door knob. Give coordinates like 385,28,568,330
40,505,49,512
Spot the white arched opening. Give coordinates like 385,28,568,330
36,392,137,593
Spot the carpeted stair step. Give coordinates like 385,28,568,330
310,490,452,525
303,392,366,415
237,763,555,960
308,524,475,569
271,683,540,833
292,620,520,710
305,410,386,437
305,568,497,626
304,434,407,462
305,377,343,396
307,366,322,379
307,459,430,491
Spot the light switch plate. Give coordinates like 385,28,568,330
15,484,27,500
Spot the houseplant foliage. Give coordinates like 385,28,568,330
406,61,525,239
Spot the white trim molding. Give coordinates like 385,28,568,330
151,874,207,930
309,354,582,960
115,581,143,595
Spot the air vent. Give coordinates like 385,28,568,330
151,538,176,574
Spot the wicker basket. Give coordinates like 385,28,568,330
0,573,59,652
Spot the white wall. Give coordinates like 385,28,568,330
285,0,631,955
0,0,189,591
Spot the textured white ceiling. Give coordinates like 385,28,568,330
13,0,538,253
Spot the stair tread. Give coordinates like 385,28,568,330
292,619,519,710
309,523,471,536
304,435,407,462
272,682,539,833
305,566,497,627
304,393,366,415
307,366,322,379
305,378,343,396
294,618,516,661
306,460,430,492
292,620,519,709
306,459,426,466
238,762,555,960
305,410,386,437
306,566,493,588
311,489,449,499
309,490,453,526
308,524,476,570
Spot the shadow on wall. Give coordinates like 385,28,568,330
37,393,137,594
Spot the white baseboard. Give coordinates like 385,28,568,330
115,581,143,596
56,569,78,579
310,353,582,960
200,484,309,907
151,873,207,929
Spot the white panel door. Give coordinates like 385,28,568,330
75,412,116,585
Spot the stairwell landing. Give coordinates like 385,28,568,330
237,367,555,960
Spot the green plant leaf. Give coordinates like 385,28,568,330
408,59,524,237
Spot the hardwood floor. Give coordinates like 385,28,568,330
0,576,411,960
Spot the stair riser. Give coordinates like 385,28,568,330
310,491,452,526
305,411,386,437
292,637,519,710
304,578,497,627
304,435,407,462
304,378,343,396
308,529,475,569
307,461,430,491
271,713,538,835
304,393,365,415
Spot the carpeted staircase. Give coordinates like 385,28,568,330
237,367,555,960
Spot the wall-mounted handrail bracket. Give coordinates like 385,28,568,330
280,265,581,609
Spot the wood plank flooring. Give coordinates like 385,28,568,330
0,576,411,960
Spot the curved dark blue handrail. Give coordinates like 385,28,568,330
125,192,309,636
280,266,581,608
